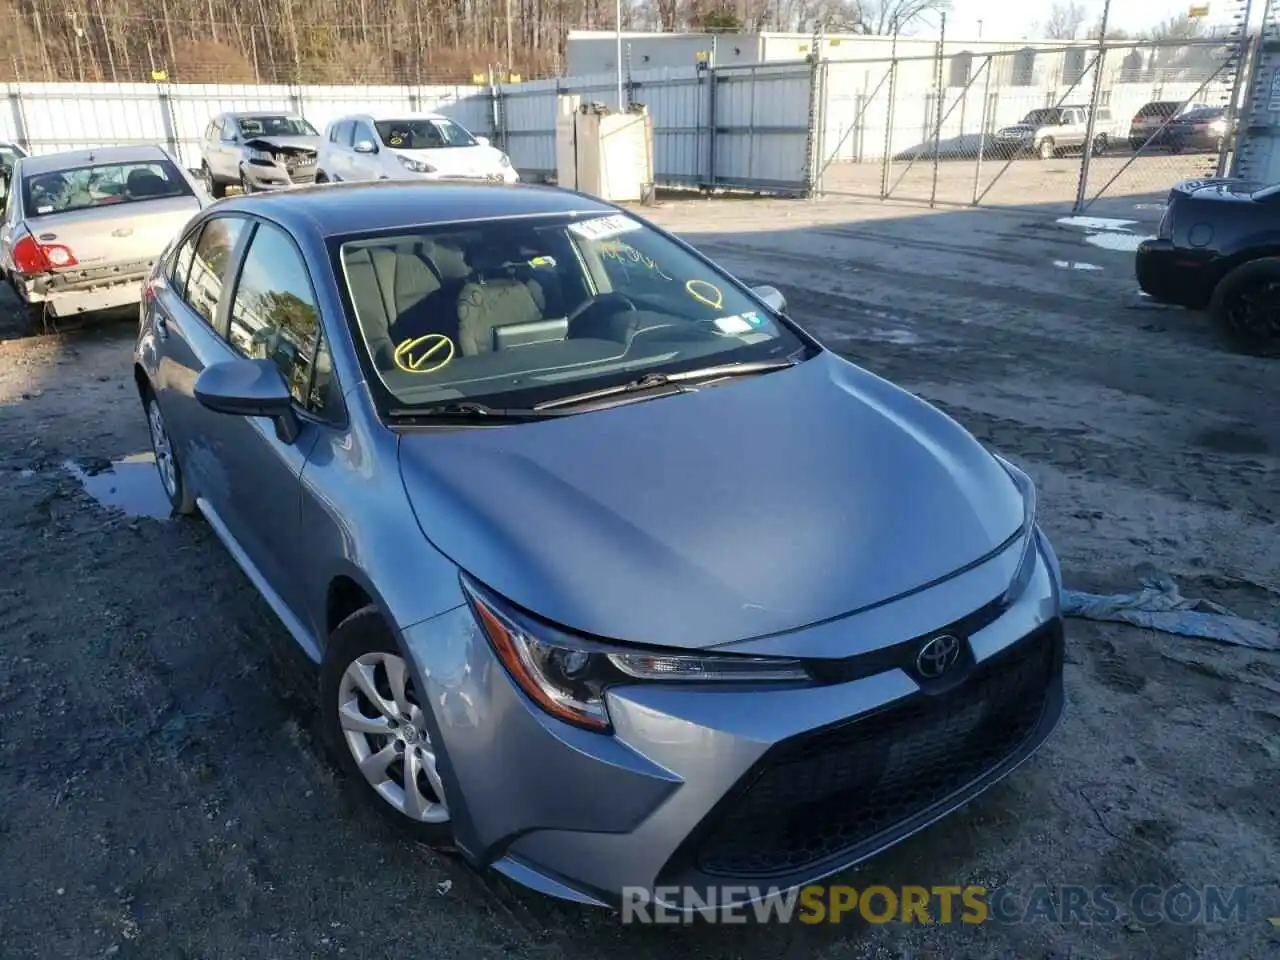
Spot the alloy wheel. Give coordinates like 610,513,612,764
337,651,449,824
146,398,178,499
1226,279,1280,347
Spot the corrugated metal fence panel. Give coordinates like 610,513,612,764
632,68,706,186
713,63,812,190
1236,8,1280,184
1,82,491,169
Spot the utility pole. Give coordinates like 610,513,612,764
1073,0,1111,212
616,0,624,110
505,0,513,73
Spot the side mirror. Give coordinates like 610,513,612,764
354,139,377,154
475,136,490,147
194,359,301,444
751,284,786,314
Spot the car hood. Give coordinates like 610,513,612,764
388,143,505,174
243,135,321,152
397,352,1025,650
997,124,1034,134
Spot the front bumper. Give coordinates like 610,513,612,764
242,162,316,190
400,529,1066,910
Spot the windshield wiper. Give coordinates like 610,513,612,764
386,401,565,422
533,358,799,411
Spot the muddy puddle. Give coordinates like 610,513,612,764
63,453,172,519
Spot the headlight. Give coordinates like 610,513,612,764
396,154,436,173
498,153,511,169
993,454,1038,604
246,148,274,163
461,575,809,733
1208,119,1227,135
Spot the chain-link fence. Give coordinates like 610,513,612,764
817,33,1253,213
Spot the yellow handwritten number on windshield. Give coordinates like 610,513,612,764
685,279,723,310
393,333,455,373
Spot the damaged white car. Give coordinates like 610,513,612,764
199,112,322,197
0,144,205,332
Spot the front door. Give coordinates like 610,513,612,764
206,217,338,625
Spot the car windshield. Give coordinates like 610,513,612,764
237,115,317,137
374,119,478,150
1022,109,1061,125
21,159,193,215
333,211,807,412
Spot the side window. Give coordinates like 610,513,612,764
168,224,203,300
187,216,247,326
220,120,239,143
352,120,375,147
227,221,332,414
204,120,217,141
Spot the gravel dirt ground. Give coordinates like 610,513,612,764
0,193,1277,960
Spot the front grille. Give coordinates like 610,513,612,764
692,626,1057,879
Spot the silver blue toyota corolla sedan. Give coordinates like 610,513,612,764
133,180,1064,911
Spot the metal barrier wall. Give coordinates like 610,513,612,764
1234,0,1280,183
815,33,1255,213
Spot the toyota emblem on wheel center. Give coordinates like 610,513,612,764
916,634,962,679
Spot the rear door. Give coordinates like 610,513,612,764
147,212,252,494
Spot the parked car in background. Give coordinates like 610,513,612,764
1128,100,1210,151
1166,107,1235,155
990,105,1113,160
133,179,1064,912
200,112,322,198
316,111,517,184
1136,177,1280,356
0,144,205,331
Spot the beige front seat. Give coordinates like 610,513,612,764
342,243,445,368
456,278,547,356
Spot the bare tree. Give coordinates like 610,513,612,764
1042,0,1086,40
854,0,952,35
1146,13,1207,41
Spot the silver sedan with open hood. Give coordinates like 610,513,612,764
199,112,323,197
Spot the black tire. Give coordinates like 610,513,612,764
239,170,254,195
141,385,198,515
1209,258,1280,357
1091,135,1108,156
319,606,457,851
315,170,329,184
201,163,226,199
1037,137,1055,160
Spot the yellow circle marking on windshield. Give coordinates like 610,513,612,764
685,279,723,310
393,333,454,374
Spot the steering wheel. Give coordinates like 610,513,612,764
567,292,637,325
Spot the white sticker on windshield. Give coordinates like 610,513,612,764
713,314,753,334
568,214,642,241
36,205,52,214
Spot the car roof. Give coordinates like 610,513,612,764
223,110,305,119
206,179,617,237
18,144,172,175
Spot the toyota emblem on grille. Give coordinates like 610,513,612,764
916,634,961,679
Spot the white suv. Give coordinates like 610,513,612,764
316,112,518,185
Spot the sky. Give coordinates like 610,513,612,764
939,0,1259,41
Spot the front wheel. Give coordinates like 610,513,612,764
320,606,456,849
1091,135,1108,156
239,170,255,195
1037,137,1055,160
1209,258,1280,357
202,163,226,199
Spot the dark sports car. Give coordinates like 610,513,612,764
1136,177,1280,355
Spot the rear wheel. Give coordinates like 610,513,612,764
1091,134,1108,156
320,606,456,850
142,386,197,515
1209,258,1280,357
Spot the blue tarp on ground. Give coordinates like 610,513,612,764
1062,573,1279,651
